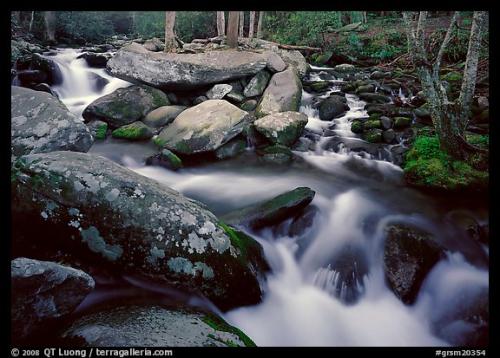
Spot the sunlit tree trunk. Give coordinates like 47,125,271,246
239,11,245,37
249,11,256,38
164,11,178,52
363,11,367,24
217,11,225,37
257,11,264,39
29,11,35,32
44,11,56,42
227,11,239,48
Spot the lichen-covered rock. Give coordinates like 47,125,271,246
11,257,95,341
253,112,308,146
11,86,93,159
272,48,309,78
82,85,169,128
107,43,269,90
143,105,187,128
384,224,445,304
334,64,356,73
112,121,154,140
206,84,233,100
243,70,271,98
265,51,287,73
61,305,255,347
221,187,315,230
11,151,268,310
87,120,108,140
362,129,383,143
255,68,302,117
156,100,250,155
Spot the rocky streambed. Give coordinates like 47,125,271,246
10,37,489,347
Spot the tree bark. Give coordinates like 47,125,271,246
44,11,56,42
249,11,256,38
257,11,264,39
239,11,245,37
216,11,225,37
164,11,178,52
363,11,367,24
227,11,239,48
29,11,35,32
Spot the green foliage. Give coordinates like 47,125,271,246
202,313,256,347
56,12,116,43
403,135,488,191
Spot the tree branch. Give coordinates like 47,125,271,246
432,11,460,79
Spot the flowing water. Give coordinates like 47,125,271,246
46,49,489,346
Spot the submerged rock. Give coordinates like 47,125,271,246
259,144,294,164
146,149,183,170
255,68,302,117
11,151,268,310
143,105,187,128
383,224,445,304
61,305,256,347
221,187,315,230
82,85,169,128
107,43,270,90
11,86,93,158
11,257,95,341
155,100,250,155
253,111,308,146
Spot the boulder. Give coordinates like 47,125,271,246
253,112,308,146
265,51,287,73
362,129,383,143
243,70,271,98
334,64,356,73
259,144,294,164
77,52,112,68
17,69,48,84
241,99,258,111
11,86,93,158
272,48,309,78
206,84,233,100
86,120,108,140
382,129,396,143
33,83,56,96
107,43,270,90
226,91,245,103
11,151,268,310
221,187,315,230
358,92,391,104
255,68,302,117
393,117,412,129
380,116,393,130
155,100,250,155
145,149,183,170
31,53,63,85
61,305,255,347
355,84,375,94
11,257,95,341
384,224,445,304
82,85,169,128
143,105,187,128
143,37,165,52
214,138,247,160
319,95,349,121
111,121,154,140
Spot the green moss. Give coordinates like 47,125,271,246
160,149,183,169
218,221,254,260
202,313,256,347
364,119,382,130
153,136,167,147
95,123,108,140
393,117,411,129
403,135,488,191
441,71,462,82
363,129,383,143
466,134,489,149
112,122,152,140
351,120,363,133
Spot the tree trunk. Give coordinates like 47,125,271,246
164,11,178,52
457,11,487,131
227,11,239,48
239,12,245,37
44,11,56,42
363,11,367,24
216,11,225,37
249,11,256,38
28,11,35,32
257,11,264,39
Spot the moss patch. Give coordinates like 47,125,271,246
95,123,108,140
112,122,153,140
403,134,488,191
202,313,256,347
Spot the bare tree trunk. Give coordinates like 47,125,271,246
249,11,256,38
216,11,225,37
239,12,245,37
257,11,264,39
44,11,56,42
29,11,34,32
363,11,367,24
457,11,487,131
164,11,178,52
227,11,239,48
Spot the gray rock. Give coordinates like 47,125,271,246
31,53,63,85
11,86,93,158
12,257,95,340
206,84,233,100
86,120,108,140
214,138,247,160
356,84,375,94
382,129,396,143
243,70,271,98
253,111,308,146
256,68,302,117
273,48,309,78
358,92,391,104
143,37,165,52
145,149,183,170
156,100,250,155
370,70,392,79
107,43,269,90
193,96,208,105
319,95,349,121
260,144,294,164
380,116,393,130
225,91,245,104
82,85,169,128
334,64,356,73
221,187,315,230
143,105,187,128
241,99,258,111
61,305,255,347
11,151,268,310
265,51,287,73
384,224,445,304
77,52,112,68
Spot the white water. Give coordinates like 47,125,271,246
47,55,488,346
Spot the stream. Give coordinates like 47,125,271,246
44,48,488,346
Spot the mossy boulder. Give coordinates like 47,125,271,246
312,51,333,65
309,81,330,92
241,99,258,111
87,120,108,140
11,151,268,310
145,149,183,170
61,304,256,347
355,84,375,94
221,187,315,230
362,129,383,143
259,144,294,164
253,111,308,146
364,119,382,130
393,116,411,129
358,92,391,104
82,85,170,128
243,70,271,98
384,224,445,304
350,119,364,133
112,121,154,140
214,138,247,160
